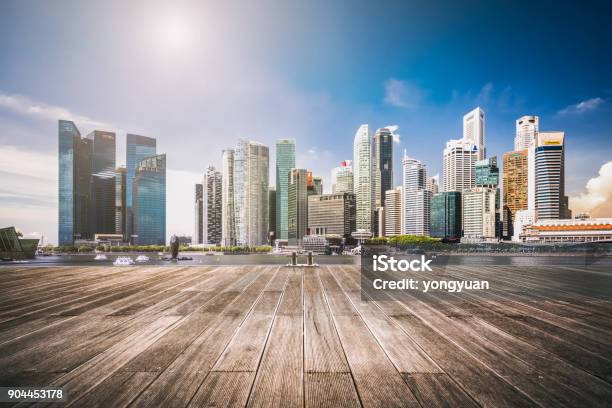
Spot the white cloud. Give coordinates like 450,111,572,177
570,161,612,217
557,97,604,115
383,79,424,109
0,92,115,130
384,124,401,144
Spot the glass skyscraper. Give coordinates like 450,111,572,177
275,139,295,241
288,168,308,242
431,191,462,240
59,120,80,245
126,134,156,239
353,124,373,232
133,154,166,245
373,127,393,208
87,130,116,235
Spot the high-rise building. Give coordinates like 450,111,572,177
59,120,92,245
126,134,156,239
203,166,222,244
430,191,462,240
503,150,528,238
221,148,236,246
268,187,276,244
115,167,127,238
309,175,323,196
275,139,295,241
402,153,431,236
533,131,570,220
133,154,166,245
475,157,502,237
515,115,539,151
443,139,477,192
308,193,356,237
87,130,117,236
426,176,439,195
194,183,203,244
384,187,403,236
234,139,269,246
462,187,497,241
463,107,485,160
373,127,393,208
331,160,354,194
288,168,308,242
353,124,373,232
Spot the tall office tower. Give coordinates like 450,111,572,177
463,107,485,160
402,154,431,236
353,124,373,232
475,157,499,187
533,131,570,220
312,176,323,195
373,127,394,208
331,160,354,194
221,148,236,246
515,115,539,151
462,187,497,241
133,154,166,245
426,176,439,194
87,130,117,236
384,187,403,236
194,183,203,244
308,192,356,237
475,157,501,237
268,187,276,244
443,139,477,192
126,134,156,239
115,167,127,238
430,191,462,240
58,120,92,245
275,139,295,241
203,166,222,244
288,168,308,242
503,150,528,237
234,139,269,246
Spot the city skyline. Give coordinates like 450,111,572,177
2,1,612,243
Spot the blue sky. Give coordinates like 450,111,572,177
1,0,612,243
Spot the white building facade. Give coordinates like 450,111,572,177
353,125,373,232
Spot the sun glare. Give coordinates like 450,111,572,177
159,16,193,50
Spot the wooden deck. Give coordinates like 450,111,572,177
0,264,611,407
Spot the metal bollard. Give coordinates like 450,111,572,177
291,251,297,266
307,251,313,266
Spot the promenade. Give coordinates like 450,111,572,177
0,264,611,407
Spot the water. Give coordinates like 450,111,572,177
2,253,611,267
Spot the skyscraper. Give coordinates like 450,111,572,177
126,134,156,239
373,127,393,208
475,157,502,237
515,115,539,151
443,139,477,192
331,160,354,194
194,183,203,244
503,150,528,237
431,191,462,240
268,187,276,244
234,139,269,246
426,176,439,195
533,131,570,220
115,167,127,238
275,139,295,241
58,120,91,245
87,130,117,236
288,168,308,242
463,107,485,160
203,166,222,244
221,148,236,246
353,124,373,232
402,153,431,236
133,154,166,245
384,187,403,236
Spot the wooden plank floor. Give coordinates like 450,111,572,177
0,264,611,407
